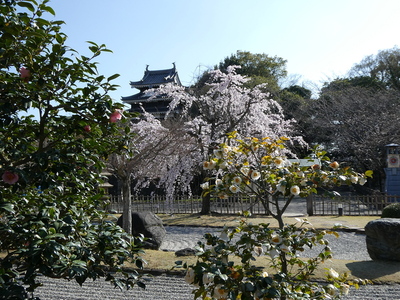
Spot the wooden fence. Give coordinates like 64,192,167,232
310,194,400,216
107,194,400,216
108,195,261,215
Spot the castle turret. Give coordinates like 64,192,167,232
122,63,182,119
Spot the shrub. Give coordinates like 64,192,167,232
0,1,145,298
179,217,351,299
182,134,372,299
382,202,400,218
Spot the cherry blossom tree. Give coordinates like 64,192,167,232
146,66,306,214
107,111,197,230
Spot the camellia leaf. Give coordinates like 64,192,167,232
0,203,14,213
41,5,55,16
365,170,373,178
17,1,35,12
107,73,120,81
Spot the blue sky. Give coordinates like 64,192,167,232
49,0,400,103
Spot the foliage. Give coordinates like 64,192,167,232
381,202,400,218
218,51,287,80
320,76,384,93
278,86,311,143
178,217,368,300
0,1,145,298
180,133,372,299
217,50,287,91
349,46,400,91
281,85,312,100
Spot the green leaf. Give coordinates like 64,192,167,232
55,33,64,43
365,170,373,178
0,203,14,213
107,74,120,81
72,260,87,268
42,5,55,16
86,41,98,46
35,18,51,26
135,259,143,269
75,275,87,286
17,2,35,12
89,46,98,53
45,233,66,240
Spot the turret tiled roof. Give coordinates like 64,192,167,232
129,63,181,89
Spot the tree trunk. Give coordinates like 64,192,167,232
259,194,272,216
200,193,211,215
122,178,132,235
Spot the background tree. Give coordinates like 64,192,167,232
0,1,144,298
194,50,287,96
349,46,400,91
308,80,400,190
278,85,313,155
303,47,400,191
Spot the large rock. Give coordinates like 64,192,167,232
117,211,166,250
365,218,400,261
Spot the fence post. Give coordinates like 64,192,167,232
306,195,314,216
266,195,273,215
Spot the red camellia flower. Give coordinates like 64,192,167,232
109,110,122,123
2,171,19,184
19,67,31,82
84,125,91,132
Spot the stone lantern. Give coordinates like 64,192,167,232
384,143,400,196
99,171,113,201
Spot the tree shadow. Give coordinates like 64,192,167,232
346,260,400,283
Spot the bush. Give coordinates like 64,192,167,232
382,202,400,218
178,216,370,300
190,135,372,299
0,1,145,297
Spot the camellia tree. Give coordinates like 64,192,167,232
0,1,145,298
178,132,372,299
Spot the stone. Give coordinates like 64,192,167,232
175,248,196,257
365,218,400,261
117,211,166,250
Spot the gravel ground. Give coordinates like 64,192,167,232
160,226,371,261
33,274,400,300
33,226,400,300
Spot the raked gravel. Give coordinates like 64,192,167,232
32,226,400,300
